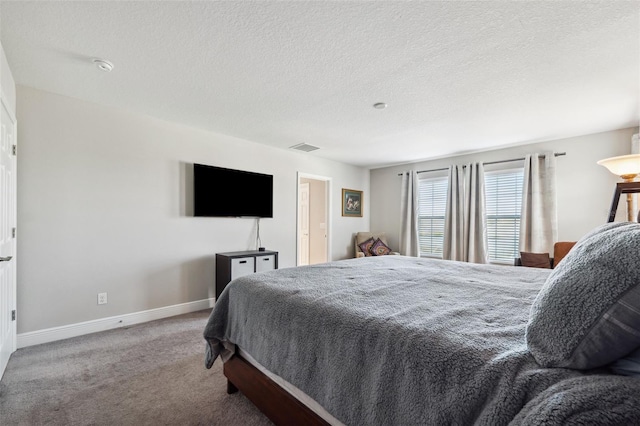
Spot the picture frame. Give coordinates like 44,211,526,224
342,188,363,217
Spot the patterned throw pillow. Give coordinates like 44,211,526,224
370,238,392,256
358,237,375,257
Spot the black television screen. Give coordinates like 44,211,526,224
194,163,273,218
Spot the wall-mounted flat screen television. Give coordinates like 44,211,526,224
194,163,273,218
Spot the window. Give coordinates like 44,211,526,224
484,168,524,263
418,176,448,257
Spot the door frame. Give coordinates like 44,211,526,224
296,173,331,266
0,91,17,379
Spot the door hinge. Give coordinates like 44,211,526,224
12,145,16,156
11,310,15,321
12,227,16,238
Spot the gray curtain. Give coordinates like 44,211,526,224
443,165,464,260
443,163,488,263
520,153,557,254
399,170,419,257
463,163,488,264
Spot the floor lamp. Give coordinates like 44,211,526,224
598,154,640,222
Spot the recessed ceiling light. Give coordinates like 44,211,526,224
93,58,114,72
373,102,387,109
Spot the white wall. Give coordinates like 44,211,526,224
17,86,369,334
371,127,639,252
0,41,15,112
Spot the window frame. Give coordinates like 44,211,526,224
417,172,448,259
483,164,525,264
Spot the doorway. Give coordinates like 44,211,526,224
297,173,330,266
0,96,17,379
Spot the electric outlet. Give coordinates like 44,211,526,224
97,292,108,305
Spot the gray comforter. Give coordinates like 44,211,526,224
204,256,640,425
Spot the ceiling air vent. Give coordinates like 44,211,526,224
290,143,320,152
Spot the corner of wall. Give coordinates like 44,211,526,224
0,41,17,113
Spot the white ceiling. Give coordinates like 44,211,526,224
1,1,638,168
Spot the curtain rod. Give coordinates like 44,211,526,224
397,152,566,176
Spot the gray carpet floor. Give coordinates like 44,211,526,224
0,309,272,425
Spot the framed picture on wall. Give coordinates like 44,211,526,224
342,188,363,217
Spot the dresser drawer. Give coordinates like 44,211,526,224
256,254,276,272
231,257,255,279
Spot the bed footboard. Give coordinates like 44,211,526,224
223,354,329,425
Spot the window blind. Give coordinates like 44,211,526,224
418,177,448,257
484,168,524,262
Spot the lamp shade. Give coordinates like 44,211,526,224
597,154,640,179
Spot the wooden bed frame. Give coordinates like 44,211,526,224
224,354,330,425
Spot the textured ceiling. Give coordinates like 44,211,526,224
1,1,638,168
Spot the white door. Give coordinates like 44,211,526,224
0,98,16,379
298,183,310,266
316,181,328,264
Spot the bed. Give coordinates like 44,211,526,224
204,223,640,425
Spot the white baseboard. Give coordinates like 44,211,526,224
17,298,215,349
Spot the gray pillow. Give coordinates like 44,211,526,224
610,347,640,377
526,222,640,369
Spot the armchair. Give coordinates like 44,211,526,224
354,232,400,258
